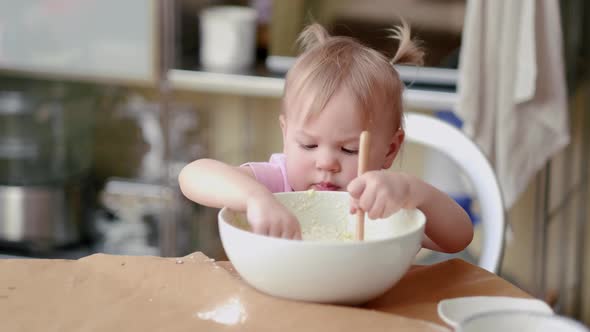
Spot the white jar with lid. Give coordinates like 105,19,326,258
199,6,257,73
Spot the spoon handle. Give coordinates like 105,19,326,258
356,131,370,241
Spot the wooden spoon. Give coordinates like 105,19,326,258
356,131,370,241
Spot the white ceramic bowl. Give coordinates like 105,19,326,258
218,191,426,304
437,296,554,328
456,311,589,332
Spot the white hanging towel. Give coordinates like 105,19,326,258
457,0,570,208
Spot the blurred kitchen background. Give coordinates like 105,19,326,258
0,0,589,325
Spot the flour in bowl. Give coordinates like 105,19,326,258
228,190,420,242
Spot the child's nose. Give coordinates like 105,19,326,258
316,152,340,172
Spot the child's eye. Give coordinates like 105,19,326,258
341,147,359,155
300,144,317,150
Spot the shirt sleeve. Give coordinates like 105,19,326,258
241,161,286,193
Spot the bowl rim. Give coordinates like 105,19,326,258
218,191,426,248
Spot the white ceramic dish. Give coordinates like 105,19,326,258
218,191,426,304
456,311,589,332
437,296,554,328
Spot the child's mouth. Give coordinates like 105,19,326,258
313,182,340,191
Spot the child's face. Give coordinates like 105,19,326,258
280,87,403,191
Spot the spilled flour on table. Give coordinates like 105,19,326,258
195,296,247,325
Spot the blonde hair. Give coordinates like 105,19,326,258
283,20,424,131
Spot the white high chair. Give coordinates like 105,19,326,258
403,112,506,274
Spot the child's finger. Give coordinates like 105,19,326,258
280,221,295,239
281,215,301,240
359,187,377,214
368,199,385,219
289,223,302,240
252,221,270,236
347,177,366,199
271,221,289,237
349,198,359,214
280,227,292,239
382,201,395,218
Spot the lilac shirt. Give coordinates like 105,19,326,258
242,153,293,193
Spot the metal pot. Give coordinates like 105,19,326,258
0,86,96,249
0,182,88,249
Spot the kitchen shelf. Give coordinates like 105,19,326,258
168,68,459,111
169,69,284,98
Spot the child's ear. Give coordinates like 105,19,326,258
279,114,287,135
279,114,287,149
382,129,405,169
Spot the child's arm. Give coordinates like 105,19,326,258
178,159,302,239
347,170,473,253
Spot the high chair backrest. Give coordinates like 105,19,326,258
403,112,505,274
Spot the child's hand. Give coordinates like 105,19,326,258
347,170,414,219
246,194,302,240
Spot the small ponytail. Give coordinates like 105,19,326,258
297,23,331,52
390,20,424,66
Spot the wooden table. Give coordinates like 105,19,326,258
0,252,532,331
